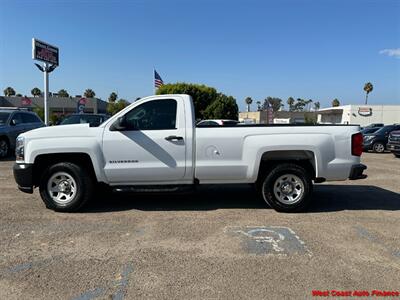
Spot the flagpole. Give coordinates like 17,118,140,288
153,67,156,95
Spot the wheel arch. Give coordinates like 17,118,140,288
33,153,98,187
256,150,318,183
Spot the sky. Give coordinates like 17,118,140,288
0,0,399,111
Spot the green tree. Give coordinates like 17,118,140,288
313,101,320,111
332,98,340,107
157,83,219,119
58,89,69,98
16,93,22,97
31,87,42,97
33,107,44,121
84,89,96,98
363,82,373,105
108,92,118,103
293,98,307,111
245,97,253,112
287,97,295,111
3,87,16,96
203,94,238,120
107,99,130,115
263,97,283,112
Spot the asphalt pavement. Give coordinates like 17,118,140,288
0,153,399,299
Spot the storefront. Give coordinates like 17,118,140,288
317,105,400,126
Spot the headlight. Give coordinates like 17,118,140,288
15,136,24,162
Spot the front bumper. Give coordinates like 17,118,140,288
349,163,367,180
13,163,34,193
387,143,400,153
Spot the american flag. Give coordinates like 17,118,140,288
154,70,164,89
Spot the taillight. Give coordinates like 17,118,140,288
352,132,363,156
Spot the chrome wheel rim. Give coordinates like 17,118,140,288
0,140,8,157
374,143,384,153
273,174,304,205
47,172,77,204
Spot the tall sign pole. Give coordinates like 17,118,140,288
44,63,49,124
32,38,59,125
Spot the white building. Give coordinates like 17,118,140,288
317,104,400,126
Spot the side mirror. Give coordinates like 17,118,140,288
110,115,129,131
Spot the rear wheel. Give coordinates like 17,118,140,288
0,138,9,158
39,162,94,212
260,163,313,213
373,142,385,153
394,153,400,158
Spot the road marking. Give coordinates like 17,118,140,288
355,226,399,259
112,262,134,300
71,287,105,300
226,226,312,256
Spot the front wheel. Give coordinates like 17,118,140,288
373,142,385,153
39,162,94,212
0,138,9,158
260,163,313,213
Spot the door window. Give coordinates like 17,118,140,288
22,113,42,123
11,113,23,125
124,99,177,130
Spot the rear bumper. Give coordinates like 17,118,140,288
349,163,367,180
13,163,34,193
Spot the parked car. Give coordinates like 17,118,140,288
0,108,44,158
59,113,109,127
197,119,239,126
13,94,366,213
361,127,380,135
387,130,400,158
360,123,384,130
363,124,400,153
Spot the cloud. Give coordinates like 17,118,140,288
379,48,400,58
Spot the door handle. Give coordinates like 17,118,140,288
165,135,183,141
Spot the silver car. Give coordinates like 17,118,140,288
0,108,44,158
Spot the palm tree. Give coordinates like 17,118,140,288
313,101,320,111
58,89,69,98
3,87,16,96
108,92,118,103
287,97,295,111
31,87,42,97
332,98,340,107
305,99,313,111
84,89,96,98
256,101,261,111
245,97,253,112
363,82,373,104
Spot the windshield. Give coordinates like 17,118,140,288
0,112,11,125
60,115,105,127
374,125,395,135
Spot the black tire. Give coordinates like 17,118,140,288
39,162,94,212
372,142,385,153
0,138,9,158
394,153,400,158
260,163,313,213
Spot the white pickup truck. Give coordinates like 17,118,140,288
13,94,366,213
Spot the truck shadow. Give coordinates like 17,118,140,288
84,184,400,213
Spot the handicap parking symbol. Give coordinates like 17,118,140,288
227,226,312,256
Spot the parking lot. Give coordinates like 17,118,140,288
0,153,399,299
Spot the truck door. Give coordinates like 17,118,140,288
102,97,187,184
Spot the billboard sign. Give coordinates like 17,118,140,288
32,38,59,66
77,98,87,114
358,107,372,117
21,97,32,106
